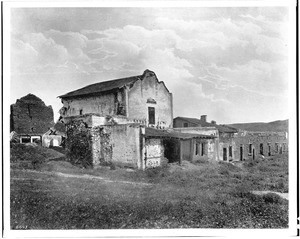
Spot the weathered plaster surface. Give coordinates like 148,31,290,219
128,73,173,128
145,138,164,168
61,92,119,117
91,124,142,168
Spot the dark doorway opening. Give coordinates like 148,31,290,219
268,144,271,156
223,148,227,161
240,146,243,161
252,148,255,160
280,146,283,154
260,143,263,155
163,139,180,163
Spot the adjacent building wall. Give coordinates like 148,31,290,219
173,127,219,161
173,118,199,128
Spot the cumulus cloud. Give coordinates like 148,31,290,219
10,7,290,123
21,32,69,64
11,39,38,72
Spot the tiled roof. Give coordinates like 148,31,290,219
174,116,238,133
59,75,142,99
144,127,216,139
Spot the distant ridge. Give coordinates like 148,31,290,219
227,119,288,132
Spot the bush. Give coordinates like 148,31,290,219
262,193,282,204
65,121,93,168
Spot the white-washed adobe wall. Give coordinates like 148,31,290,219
127,75,173,128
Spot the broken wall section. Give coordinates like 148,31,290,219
233,131,288,161
91,124,143,168
10,94,54,135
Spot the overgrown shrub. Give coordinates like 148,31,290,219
65,121,93,168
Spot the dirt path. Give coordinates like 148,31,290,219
251,190,289,200
12,169,152,187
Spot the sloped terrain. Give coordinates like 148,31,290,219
10,143,65,169
228,119,288,132
10,150,288,229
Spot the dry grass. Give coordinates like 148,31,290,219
10,144,288,229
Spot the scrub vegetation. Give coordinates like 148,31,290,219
10,143,288,229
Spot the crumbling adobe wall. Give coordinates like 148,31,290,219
218,134,236,162
233,131,288,161
10,94,54,134
91,124,142,168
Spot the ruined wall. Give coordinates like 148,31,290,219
190,139,217,161
127,72,173,128
91,124,142,168
10,94,54,135
232,131,288,161
60,89,126,118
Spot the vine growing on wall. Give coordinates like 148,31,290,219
65,120,93,168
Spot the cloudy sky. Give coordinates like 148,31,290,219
10,6,291,124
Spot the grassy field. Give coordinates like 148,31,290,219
10,143,288,229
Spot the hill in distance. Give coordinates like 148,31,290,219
227,119,288,132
